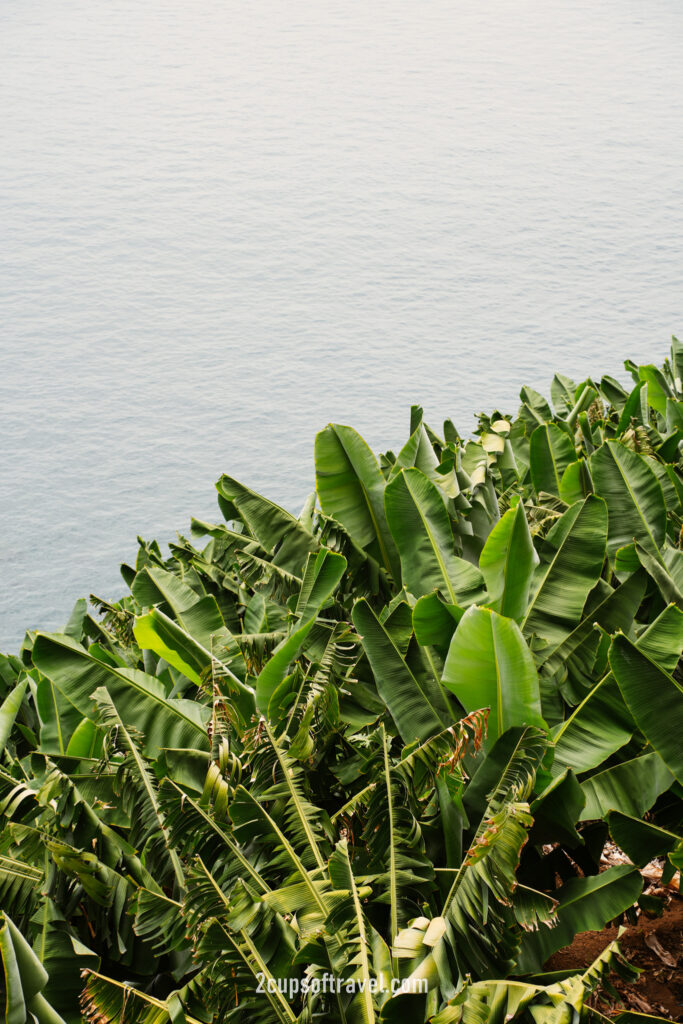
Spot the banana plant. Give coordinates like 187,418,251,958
2,341,683,1022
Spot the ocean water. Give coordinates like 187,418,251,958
1,0,682,650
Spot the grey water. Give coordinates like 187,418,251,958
1,0,682,650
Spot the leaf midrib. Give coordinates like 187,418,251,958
405,471,457,604
522,502,584,632
608,443,662,554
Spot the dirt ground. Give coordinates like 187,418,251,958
547,890,683,1020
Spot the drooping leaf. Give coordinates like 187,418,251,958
591,441,666,560
529,424,576,497
217,474,318,574
515,866,643,974
33,675,87,756
579,751,673,821
32,633,209,757
131,564,231,650
552,601,683,776
607,812,682,868
315,423,398,577
294,549,347,622
530,770,585,847
635,602,683,671
609,634,683,785
551,675,634,777
522,496,608,647
352,599,451,743
385,468,485,605
539,570,646,669
134,609,212,684
412,593,462,650
255,550,347,716
559,458,593,505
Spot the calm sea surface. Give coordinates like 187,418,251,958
1,0,682,649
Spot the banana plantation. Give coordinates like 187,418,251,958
2,343,683,1023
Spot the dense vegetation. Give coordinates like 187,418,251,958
2,344,683,1024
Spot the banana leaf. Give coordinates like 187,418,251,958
610,633,683,785
315,423,399,578
591,442,666,560
32,633,209,757
514,866,642,974
353,599,452,742
385,468,485,605
443,607,545,745
479,500,538,621
522,496,607,648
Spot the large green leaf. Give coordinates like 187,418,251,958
579,751,673,820
294,549,347,621
29,900,99,1021
591,441,666,560
638,363,672,416
479,500,538,621
551,675,634,776
530,769,585,846
134,609,210,684
522,496,607,647
385,468,485,605
608,811,681,868
442,607,545,745
551,373,578,417
131,565,202,616
254,618,316,716
0,911,67,1024
352,599,451,743
552,602,683,776
64,717,103,759
32,633,209,757
609,634,683,785
0,679,29,752
388,418,439,481
519,386,553,429
315,423,399,577
539,570,646,669
34,673,95,756
635,602,683,671
412,593,462,650
624,541,683,608
515,866,642,974
529,423,576,497
559,458,592,505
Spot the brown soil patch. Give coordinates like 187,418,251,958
547,894,683,1020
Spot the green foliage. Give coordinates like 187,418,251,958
2,342,683,1023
